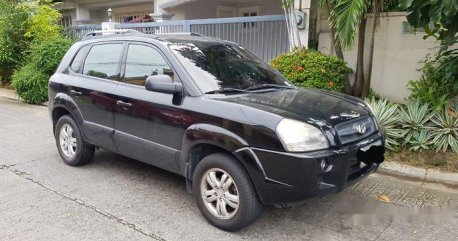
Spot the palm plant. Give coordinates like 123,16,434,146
398,100,435,145
365,97,403,151
430,107,458,153
329,0,395,97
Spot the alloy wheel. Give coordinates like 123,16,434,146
200,168,239,219
59,124,77,158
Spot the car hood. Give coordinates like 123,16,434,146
215,88,371,127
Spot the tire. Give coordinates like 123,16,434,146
192,153,263,231
55,115,95,166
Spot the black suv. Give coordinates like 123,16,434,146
48,31,385,231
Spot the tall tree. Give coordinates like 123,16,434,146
363,0,384,97
400,0,458,98
400,0,458,52
331,0,386,98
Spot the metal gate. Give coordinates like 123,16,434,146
68,15,289,62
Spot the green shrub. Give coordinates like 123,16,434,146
271,48,352,92
11,64,48,104
408,79,448,111
0,0,30,83
30,38,73,75
408,53,458,110
25,4,62,42
0,1,64,84
12,37,73,104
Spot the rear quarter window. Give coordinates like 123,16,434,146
69,46,90,72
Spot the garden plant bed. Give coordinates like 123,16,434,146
386,148,458,173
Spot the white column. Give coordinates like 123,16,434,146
75,5,91,24
151,0,174,22
295,0,311,48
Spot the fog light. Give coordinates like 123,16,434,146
320,159,333,173
320,159,328,170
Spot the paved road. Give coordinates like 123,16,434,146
0,97,457,241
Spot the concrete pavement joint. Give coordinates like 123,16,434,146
372,222,392,241
0,164,166,241
0,153,62,167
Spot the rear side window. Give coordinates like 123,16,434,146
124,44,173,86
69,45,90,72
82,44,123,80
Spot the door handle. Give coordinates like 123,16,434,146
116,100,132,110
70,90,82,95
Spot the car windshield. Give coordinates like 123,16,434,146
169,41,293,94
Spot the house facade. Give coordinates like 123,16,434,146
58,0,155,26
152,0,284,21
58,0,287,26
60,1,437,102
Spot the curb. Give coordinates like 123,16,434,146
378,161,458,187
0,89,47,107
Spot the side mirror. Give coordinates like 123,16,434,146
145,75,183,95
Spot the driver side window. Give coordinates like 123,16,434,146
124,44,173,86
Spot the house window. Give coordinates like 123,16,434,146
239,6,259,17
115,13,153,23
217,6,236,18
402,21,426,34
239,6,259,28
61,15,72,27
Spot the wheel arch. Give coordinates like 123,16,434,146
179,124,265,196
50,93,84,134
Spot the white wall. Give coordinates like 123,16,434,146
165,0,284,20
318,12,439,102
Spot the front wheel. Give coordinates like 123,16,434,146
192,153,263,231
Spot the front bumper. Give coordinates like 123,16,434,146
234,132,385,206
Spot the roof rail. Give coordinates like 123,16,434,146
81,29,143,40
154,32,206,37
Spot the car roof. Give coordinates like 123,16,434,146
78,31,232,46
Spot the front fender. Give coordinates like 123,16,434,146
179,123,249,173
179,124,275,199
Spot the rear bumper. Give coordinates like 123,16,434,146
234,132,385,206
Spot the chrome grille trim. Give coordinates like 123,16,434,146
335,117,376,144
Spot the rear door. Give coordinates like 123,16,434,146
68,42,124,151
112,42,185,172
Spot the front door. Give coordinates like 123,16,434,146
113,43,185,172
68,43,124,152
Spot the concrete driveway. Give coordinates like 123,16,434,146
0,97,457,241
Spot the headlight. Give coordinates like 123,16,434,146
276,118,329,152
372,116,379,131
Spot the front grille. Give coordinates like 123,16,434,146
335,117,376,144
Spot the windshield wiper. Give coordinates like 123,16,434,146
245,84,295,91
204,88,248,95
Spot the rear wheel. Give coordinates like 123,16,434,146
55,115,94,166
193,153,263,231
